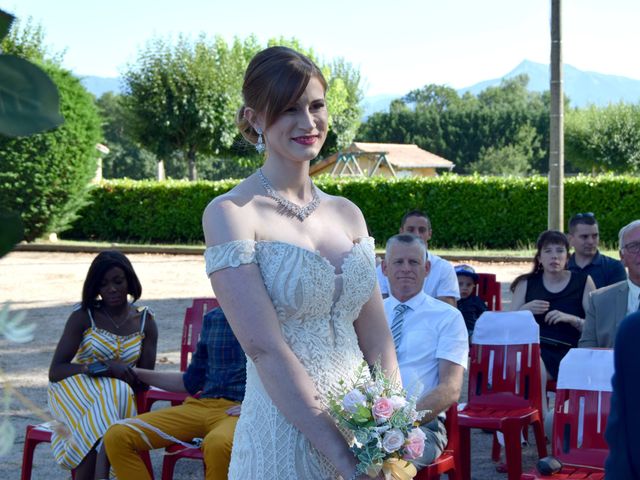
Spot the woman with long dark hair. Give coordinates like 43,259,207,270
510,231,595,381
48,251,157,479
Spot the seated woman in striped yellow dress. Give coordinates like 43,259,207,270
47,251,158,480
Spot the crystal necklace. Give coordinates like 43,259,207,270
102,305,132,329
258,168,320,222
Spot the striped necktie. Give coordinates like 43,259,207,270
391,304,410,351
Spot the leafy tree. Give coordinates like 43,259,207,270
468,124,541,175
1,15,63,64
0,20,101,240
565,103,640,173
357,75,549,174
97,92,157,179
324,58,363,150
196,153,264,181
123,35,260,180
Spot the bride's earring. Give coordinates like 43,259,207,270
255,128,266,154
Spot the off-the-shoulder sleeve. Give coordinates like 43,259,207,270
204,239,257,276
360,236,375,251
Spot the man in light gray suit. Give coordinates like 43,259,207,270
580,220,640,347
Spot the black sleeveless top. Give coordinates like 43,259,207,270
525,271,588,347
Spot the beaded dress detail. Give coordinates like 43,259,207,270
204,238,376,479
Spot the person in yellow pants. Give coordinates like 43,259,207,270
104,307,245,480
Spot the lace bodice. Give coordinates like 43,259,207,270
204,237,377,479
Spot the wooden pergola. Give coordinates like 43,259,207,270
328,150,396,177
310,142,454,178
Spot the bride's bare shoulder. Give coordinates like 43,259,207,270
319,191,369,238
202,177,259,243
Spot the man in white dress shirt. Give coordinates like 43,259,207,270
377,210,460,306
382,233,468,467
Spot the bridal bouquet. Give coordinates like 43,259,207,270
327,362,429,480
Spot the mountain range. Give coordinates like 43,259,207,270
361,60,640,117
78,59,640,118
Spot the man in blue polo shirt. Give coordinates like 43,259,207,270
104,307,245,480
567,213,626,289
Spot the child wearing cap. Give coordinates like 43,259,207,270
455,264,488,338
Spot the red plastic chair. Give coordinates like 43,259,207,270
475,272,502,311
21,419,153,480
138,298,218,412
460,311,547,480
20,423,72,480
415,403,461,480
521,348,613,480
161,444,207,480
154,298,220,480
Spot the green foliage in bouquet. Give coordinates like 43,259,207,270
327,361,428,476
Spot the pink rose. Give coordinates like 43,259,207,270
382,428,405,453
403,427,426,460
372,397,394,423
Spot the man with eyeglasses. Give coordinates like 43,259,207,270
376,210,460,307
580,220,640,348
567,212,626,289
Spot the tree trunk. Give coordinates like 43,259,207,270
187,147,197,181
93,156,103,183
157,159,166,181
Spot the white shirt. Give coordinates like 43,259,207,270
384,291,468,400
627,279,640,314
377,252,461,300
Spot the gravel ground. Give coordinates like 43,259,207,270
0,251,542,479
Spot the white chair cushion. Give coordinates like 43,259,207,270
471,310,540,345
556,348,614,392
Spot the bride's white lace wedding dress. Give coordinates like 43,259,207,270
204,237,377,479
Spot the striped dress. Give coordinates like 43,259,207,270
47,305,149,470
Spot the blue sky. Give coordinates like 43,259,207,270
7,0,640,96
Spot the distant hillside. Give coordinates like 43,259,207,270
459,60,640,108
78,75,122,98
363,60,640,117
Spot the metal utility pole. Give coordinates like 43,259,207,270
549,0,564,231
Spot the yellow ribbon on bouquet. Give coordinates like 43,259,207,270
381,457,418,480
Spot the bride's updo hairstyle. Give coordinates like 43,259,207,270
236,46,328,146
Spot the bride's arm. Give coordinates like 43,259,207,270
203,198,359,478
339,198,401,386
354,284,401,386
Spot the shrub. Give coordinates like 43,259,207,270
66,174,640,248
0,63,102,240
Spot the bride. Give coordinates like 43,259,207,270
202,46,399,479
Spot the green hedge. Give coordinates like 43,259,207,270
66,175,640,248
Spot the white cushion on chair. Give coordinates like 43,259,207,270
556,348,614,392
471,310,540,345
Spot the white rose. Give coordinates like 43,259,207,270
382,428,405,453
389,395,407,410
342,389,367,414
